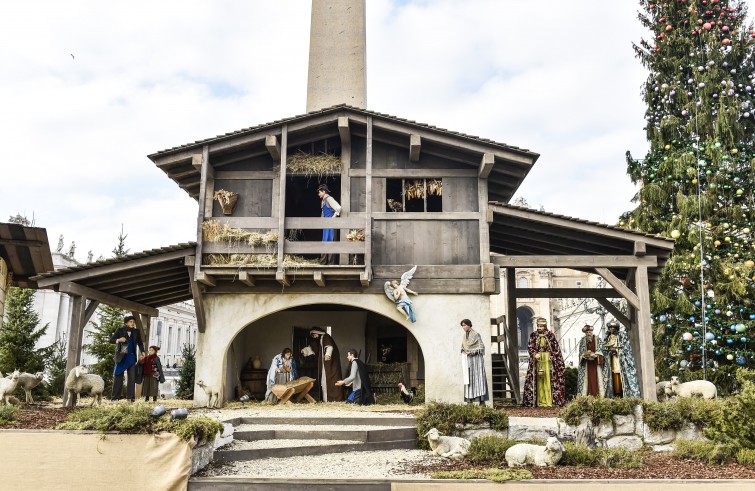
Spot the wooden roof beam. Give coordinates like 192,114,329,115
265,135,281,162
34,248,195,288
595,267,640,310
338,117,351,146
238,271,255,287
59,281,158,317
479,153,494,178
516,288,621,298
492,255,658,268
409,134,421,162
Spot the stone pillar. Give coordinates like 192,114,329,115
306,0,366,112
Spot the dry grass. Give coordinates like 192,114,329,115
287,151,341,178
203,221,278,247
204,253,320,267
346,229,365,241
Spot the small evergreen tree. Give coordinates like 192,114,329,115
0,287,50,374
176,343,196,399
83,227,130,390
47,339,68,396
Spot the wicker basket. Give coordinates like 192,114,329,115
220,194,238,215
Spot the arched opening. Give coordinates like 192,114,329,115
224,303,425,402
516,306,534,351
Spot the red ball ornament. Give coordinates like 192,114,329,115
704,22,712,30
712,0,719,4
717,20,723,26
722,38,731,45
666,25,673,31
723,26,729,31
660,17,666,22
698,19,703,25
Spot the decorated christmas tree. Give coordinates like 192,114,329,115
624,0,755,376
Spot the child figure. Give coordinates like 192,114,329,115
139,345,166,402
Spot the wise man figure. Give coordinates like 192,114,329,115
602,321,641,398
301,327,344,402
523,317,566,407
577,325,607,398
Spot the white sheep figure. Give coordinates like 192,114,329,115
18,372,45,403
505,437,565,467
424,428,470,460
656,381,671,402
196,380,221,408
65,366,104,406
0,370,21,404
665,376,717,400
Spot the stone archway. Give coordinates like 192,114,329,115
192,292,492,405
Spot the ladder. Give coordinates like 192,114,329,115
491,315,521,405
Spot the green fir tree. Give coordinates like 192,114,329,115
83,227,130,389
624,0,755,376
0,287,50,374
175,343,196,399
47,339,68,396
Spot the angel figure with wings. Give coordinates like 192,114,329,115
384,266,419,323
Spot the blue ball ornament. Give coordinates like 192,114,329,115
686,346,692,351
750,314,755,320
693,331,700,337
705,332,715,341
695,301,702,307
689,316,696,322
736,356,747,366
727,338,735,344
715,350,722,356
741,337,748,343
715,309,721,315
659,314,668,322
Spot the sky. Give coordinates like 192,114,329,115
0,0,655,261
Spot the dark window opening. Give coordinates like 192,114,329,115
385,178,443,212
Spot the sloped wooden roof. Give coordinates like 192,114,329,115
148,105,540,203
489,203,674,285
0,222,54,288
33,243,196,308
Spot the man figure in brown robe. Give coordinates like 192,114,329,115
577,325,607,397
301,327,344,402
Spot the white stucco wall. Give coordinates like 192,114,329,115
194,292,493,405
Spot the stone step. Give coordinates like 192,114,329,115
189,478,393,490
225,416,416,427
234,426,417,443
214,439,417,462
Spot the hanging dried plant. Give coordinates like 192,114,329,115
287,151,341,179
213,189,238,205
202,221,278,247
426,179,443,197
402,179,443,200
346,229,366,241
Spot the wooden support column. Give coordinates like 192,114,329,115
635,266,657,401
339,117,351,265
276,125,288,285
595,298,631,329
63,295,86,406
505,267,519,396
478,171,490,265
362,117,373,285
595,267,639,309
189,270,207,333
194,146,213,280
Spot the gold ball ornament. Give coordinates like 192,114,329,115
671,230,681,239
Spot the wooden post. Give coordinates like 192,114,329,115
194,146,212,280
635,266,657,401
363,117,373,283
63,295,86,406
478,175,490,265
339,117,351,265
505,267,520,396
277,125,288,273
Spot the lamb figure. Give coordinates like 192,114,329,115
196,380,221,408
656,381,671,402
424,427,470,460
665,376,717,400
505,437,565,467
0,370,21,404
18,372,45,403
65,366,104,406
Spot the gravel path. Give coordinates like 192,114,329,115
226,438,363,450
198,449,441,479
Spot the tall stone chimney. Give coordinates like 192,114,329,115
306,0,366,112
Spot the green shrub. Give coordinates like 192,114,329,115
736,448,755,466
641,397,724,432
704,381,755,450
559,396,639,427
431,468,532,482
560,442,644,468
0,404,18,424
673,439,736,464
564,367,578,401
416,403,508,450
466,436,519,466
56,403,223,443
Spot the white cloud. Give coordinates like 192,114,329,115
0,0,669,260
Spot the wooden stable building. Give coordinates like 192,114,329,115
31,1,673,405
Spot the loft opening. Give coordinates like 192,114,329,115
385,178,443,212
